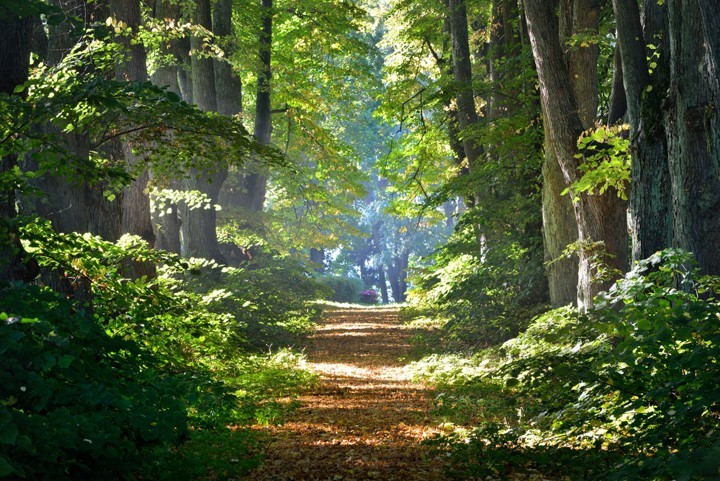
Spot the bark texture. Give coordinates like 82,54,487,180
0,13,38,283
213,0,242,117
525,0,627,309
612,0,720,272
112,0,156,257
180,0,227,262
448,0,484,169
241,0,274,213
664,1,720,274
149,0,183,254
25,0,122,244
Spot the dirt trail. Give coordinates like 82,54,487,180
248,306,447,481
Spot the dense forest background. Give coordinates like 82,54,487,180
1,0,719,479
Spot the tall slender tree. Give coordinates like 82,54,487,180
179,0,228,262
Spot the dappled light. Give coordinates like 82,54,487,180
248,307,448,481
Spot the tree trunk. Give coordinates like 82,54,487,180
386,250,409,303
378,265,389,304
0,13,38,283
398,249,409,302
23,0,122,244
613,0,672,261
448,0,484,170
387,260,401,303
524,0,627,310
542,135,579,305
149,0,183,254
664,1,720,274
607,43,627,126
180,0,227,262
539,0,580,306
111,0,157,279
213,0,242,117
309,248,325,272
236,0,273,214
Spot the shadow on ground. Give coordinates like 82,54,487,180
248,307,448,481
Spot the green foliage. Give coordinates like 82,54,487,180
141,428,263,481
226,350,318,425
1,219,321,478
1,33,281,202
175,254,329,351
316,275,364,303
408,223,547,349
420,250,720,481
567,124,631,201
588,249,720,480
0,285,187,480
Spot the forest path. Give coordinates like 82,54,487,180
248,306,448,481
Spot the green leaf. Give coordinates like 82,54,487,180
58,354,75,369
0,456,13,476
0,420,18,445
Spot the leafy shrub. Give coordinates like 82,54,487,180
408,232,547,348
429,249,720,480
1,220,321,479
359,289,378,304
316,275,363,303
0,285,187,480
175,254,329,351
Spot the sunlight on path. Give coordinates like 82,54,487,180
247,307,448,481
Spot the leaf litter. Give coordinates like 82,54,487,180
247,307,448,481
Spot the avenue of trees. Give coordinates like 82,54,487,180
1,0,719,479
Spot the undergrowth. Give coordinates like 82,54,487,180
0,221,321,480
408,249,720,480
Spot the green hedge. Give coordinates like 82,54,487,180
316,275,364,303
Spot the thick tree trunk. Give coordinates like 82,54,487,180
235,0,273,214
309,248,325,272
539,0,579,306
0,13,38,283
615,0,720,273
213,0,242,117
149,0,183,253
607,43,627,126
23,0,122,244
387,250,409,303
213,0,251,234
399,250,409,302
664,1,720,274
448,0,484,169
111,0,157,279
568,0,600,128
387,261,401,303
150,0,182,94
525,0,627,310
378,265,389,304
542,137,579,305
613,0,672,261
